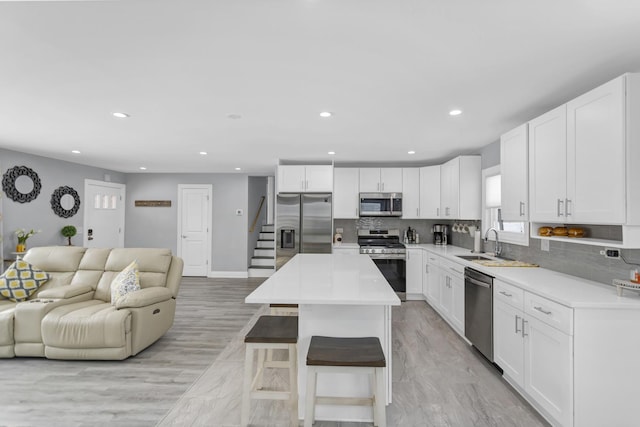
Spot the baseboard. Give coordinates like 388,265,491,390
207,270,249,278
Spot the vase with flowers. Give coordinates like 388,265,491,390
15,228,40,253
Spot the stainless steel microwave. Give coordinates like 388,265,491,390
359,192,402,217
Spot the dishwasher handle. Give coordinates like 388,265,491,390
465,276,491,289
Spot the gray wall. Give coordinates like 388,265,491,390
0,148,125,256
480,140,500,169
247,177,268,265
124,173,250,272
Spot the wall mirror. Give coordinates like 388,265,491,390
51,186,81,218
1,165,42,203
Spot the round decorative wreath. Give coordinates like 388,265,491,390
50,186,81,218
2,165,42,203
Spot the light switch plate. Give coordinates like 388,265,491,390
336,228,344,233
541,239,550,251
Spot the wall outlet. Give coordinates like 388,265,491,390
600,248,621,259
235,209,243,216
541,239,550,252
336,228,344,233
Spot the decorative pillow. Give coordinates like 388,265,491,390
110,260,141,306
0,260,50,302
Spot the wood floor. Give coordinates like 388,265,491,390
1,278,549,427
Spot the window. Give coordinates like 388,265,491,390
482,165,529,247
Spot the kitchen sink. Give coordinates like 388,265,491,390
455,254,494,261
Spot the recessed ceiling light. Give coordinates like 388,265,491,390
328,151,336,155
199,151,208,155
319,111,332,118
449,109,463,116
408,150,416,155
139,166,147,170
112,112,130,118
227,114,242,120
71,150,81,154
235,167,241,171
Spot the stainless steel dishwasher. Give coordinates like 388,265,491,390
464,267,494,362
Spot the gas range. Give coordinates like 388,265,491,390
358,229,406,258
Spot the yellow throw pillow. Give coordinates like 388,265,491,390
110,260,141,306
0,260,50,302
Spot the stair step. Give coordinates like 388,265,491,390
259,232,275,240
257,240,275,248
262,224,274,232
254,248,274,257
251,257,275,267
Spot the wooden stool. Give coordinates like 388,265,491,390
304,336,386,427
270,303,299,316
241,316,299,427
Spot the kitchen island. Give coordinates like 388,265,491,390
245,253,401,423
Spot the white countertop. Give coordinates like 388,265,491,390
245,253,401,306
332,243,360,250
406,243,640,309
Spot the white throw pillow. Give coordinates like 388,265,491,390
110,260,140,306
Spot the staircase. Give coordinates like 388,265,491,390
248,224,276,277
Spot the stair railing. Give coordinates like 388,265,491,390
249,196,266,233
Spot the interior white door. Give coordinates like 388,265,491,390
178,185,211,276
83,180,126,248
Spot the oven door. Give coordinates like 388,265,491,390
369,255,406,295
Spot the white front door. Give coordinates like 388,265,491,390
178,185,211,276
83,180,126,248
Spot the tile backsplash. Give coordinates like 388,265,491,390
335,218,640,286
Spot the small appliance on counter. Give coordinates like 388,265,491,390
432,224,449,245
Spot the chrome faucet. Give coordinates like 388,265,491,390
484,227,502,257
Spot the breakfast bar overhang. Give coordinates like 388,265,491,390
245,253,401,423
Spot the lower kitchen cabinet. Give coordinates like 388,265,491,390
406,248,423,300
494,280,573,427
424,253,464,336
423,254,440,304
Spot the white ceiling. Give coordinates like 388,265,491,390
1,0,640,175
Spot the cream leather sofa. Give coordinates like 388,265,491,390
0,246,183,360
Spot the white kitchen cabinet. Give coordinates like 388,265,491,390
566,75,625,224
402,168,420,219
333,168,360,218
419,165,441,218
524,315,573,427
423,254,441,304
500,124,529,221
493,280,573,427
427,255,465,336
277,165,333,193
405,248,423,299
440,156,481,220
529,74,627,224
359,168,402,193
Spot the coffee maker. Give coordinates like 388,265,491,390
432,224,449,245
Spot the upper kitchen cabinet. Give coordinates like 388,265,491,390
420,165,441,219
333,168,360,218
440,156,481,220
359,168,402,193
278,165,333,193
567,75,625,224
402,168,420,218
501,124,529,221
530,75,629,224
529,105,567,223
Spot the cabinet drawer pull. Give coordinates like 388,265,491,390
565,198,572,216
522,319,528,337
534,306,552,315
557,198,564,217
519,201,525,217
515,315,521,333
436,207,440,217
499,291,512,297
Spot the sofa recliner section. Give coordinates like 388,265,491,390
0,246,183,360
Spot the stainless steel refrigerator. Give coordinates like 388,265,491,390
276,193,332,269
